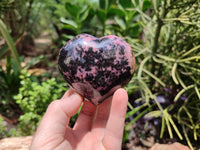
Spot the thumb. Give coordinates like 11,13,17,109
40,88,83,130
30,89,83,148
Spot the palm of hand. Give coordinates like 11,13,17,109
30,88,128,150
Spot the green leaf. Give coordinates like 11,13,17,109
80,8,89,22
176,71,186,89
0,43,8,58
134,8,151,22
87,7,96,19
61,25,76,31
131,0,139,7
172,62,179,85
60,17,78,28
0,19,21,70
195,85,200,100
143,0,152,11
129,23,142,37
97,9,107,24
182,125,194,150
125,105,144,119
142,68,166,87
114,16,126,30
152,0,160,13
125,106,151,130
61,34,74,41
79,5,88,14
160,115,166,138
164,112,173,139
138,55,151,78
99,0,109,10
180,45,200,58
156,54,176,62
178,56,200,63
8,0,15,4
174,85,195,102
65,2,79,19
167,113,183,140
144,110,161,119
108,6,126,18
119,0,133,8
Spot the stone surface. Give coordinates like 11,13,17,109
141,136,154,148
58,34,135,105
0,136,32,150
150,142,190,150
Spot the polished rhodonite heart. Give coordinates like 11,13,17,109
58,34,135,105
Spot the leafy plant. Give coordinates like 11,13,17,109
48,0,151,46
0,18,56,117
0,117,7,138
0,19,22,117
97,0,151,37
0,116,19,139
0,0,43,38
60,1,98,43
43,0,97,45
125,0,200,149
61,2,93,34
0,19,21,69
14,70,68,135
0,0,14,13
0,56,22,117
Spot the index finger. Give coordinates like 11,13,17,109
102,88,128,149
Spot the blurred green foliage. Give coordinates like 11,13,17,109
0,117,19,138
45,0,149,45
0,0,45,38
0,19,22,117
14,70,67,135
0,56,21,117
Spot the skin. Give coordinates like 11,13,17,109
30,88,128,150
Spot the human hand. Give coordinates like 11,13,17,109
30,88,128,150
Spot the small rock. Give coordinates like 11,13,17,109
150,142,190,150
141,136,155,148
0,136,32,150
130,146,148,150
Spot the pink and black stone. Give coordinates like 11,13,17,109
58,34,135,105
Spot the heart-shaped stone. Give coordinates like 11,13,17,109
58,34,135,105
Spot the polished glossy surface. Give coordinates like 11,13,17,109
58,34,135,105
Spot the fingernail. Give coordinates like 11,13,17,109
69,91,83,101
